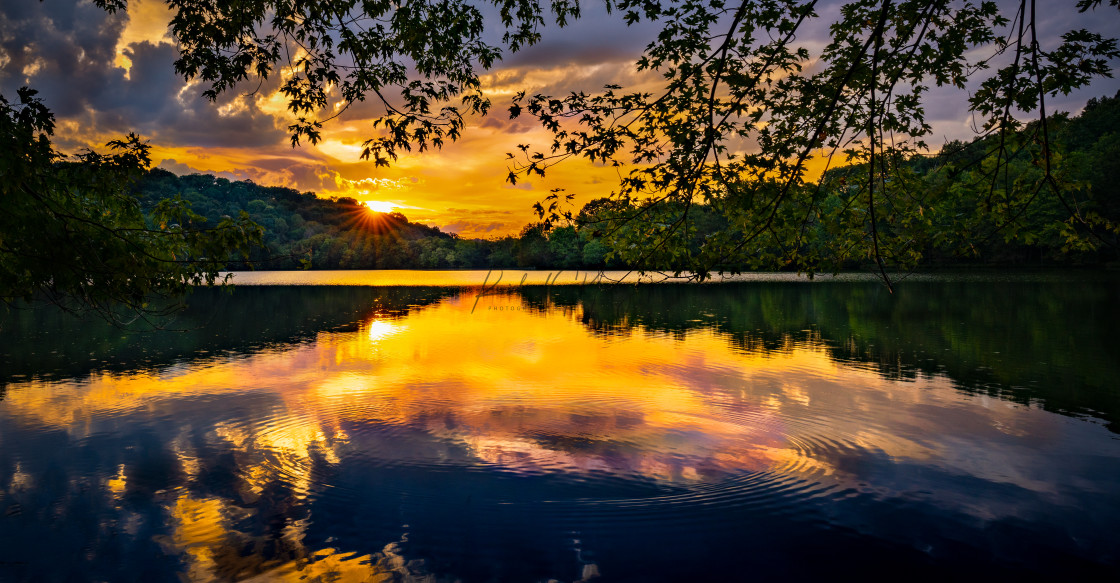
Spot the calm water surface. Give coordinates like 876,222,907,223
1,273,1118,581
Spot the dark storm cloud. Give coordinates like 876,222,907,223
497,10,659,70
470,1,660,70
0,0,285,150
89,39,284,149
0,0,126,116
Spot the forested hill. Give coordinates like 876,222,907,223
816,91,1120,268
131,92,1120,272
132,171,466,269
130,170,620,270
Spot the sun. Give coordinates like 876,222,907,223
362,200,398,213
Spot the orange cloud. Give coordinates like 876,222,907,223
113,0,173,77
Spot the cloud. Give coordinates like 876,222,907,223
478,113,537,134
0,0,126,116
438,221,516,237
432,206,524,237
157,158,258,184
153,146,339,195
444,208,517,217
492,3,660,70
112,0,173,75
0,0,286,148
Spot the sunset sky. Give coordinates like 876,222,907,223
2,0,1118,237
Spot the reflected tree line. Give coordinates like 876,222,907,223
3,280,1118,431
0,286,455,384
523,280,1120,431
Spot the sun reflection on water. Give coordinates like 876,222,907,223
367,319,404,343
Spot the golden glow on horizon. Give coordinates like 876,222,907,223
361,200,399,213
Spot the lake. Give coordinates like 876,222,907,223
1,271,1118,581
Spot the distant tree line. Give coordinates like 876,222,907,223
130,170,625,270
130,92,1120,272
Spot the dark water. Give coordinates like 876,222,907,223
1,274,1119,582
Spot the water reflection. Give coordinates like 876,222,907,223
1,279,1118,581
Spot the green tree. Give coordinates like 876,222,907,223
0,88,263,322
580,238,611,268
93,0,1120,285
516,223,554,267
547,225,582,268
